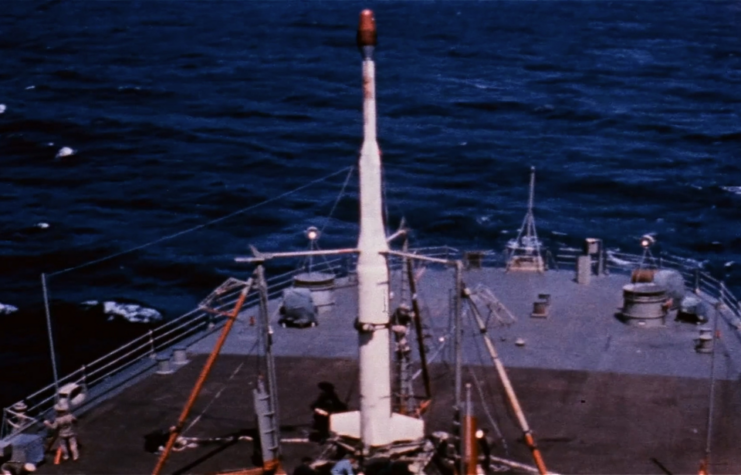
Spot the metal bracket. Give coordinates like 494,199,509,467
354,318,390,333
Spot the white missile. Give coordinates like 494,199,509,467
330,9,424,450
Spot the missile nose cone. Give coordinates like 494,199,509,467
357,9,377,49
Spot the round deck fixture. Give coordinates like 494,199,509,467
293,272,336,309
621,283,668,327
696,326,714,354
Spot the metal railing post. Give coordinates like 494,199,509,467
695,268,701,295
148,330,156,358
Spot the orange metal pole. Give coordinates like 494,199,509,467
463,415,478,475
698,458,709,475
524,433,548,475
464,287,548,475
152,279,253,475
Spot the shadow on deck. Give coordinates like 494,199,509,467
34,353,741,475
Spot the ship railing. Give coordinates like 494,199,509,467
384,246,509,270
0,255,349,441
384,245,462,271
554,247,741,327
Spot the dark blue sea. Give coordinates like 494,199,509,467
1,0,740,405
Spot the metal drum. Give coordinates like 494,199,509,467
621,283,668,327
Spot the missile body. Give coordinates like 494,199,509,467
331,10,423,449
356,9,392,448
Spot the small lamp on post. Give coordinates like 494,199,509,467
305,226,320,273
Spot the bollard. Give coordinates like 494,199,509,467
156,354,174,375
531,301,548,318
172,347,190,366
696,327,714,354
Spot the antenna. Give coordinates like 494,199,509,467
506,167,544,272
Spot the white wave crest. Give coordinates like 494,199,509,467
721,186,741,195
103,301,162,323
55,146,75,159
82,300,163,323
0,303,19,315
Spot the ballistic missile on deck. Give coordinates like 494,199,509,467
329,9,425,450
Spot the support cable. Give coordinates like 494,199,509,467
152,278,253,475
463,284,548,475
466,320,509,456
49,166,354,278
182,360,247,436
41,273,60,394
319,166,355,237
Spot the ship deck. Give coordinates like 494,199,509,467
34,267,741,474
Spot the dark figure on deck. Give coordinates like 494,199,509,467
293,457,317,475
310,382,347,442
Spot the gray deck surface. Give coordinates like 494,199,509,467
191,268,741,381
33,267,741,474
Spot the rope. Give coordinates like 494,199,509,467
182,329,260,436
467,365,509,456
47,166,353,278
319,166,355,237
381,178,408,236
467,304,510,455
310,164,352,273
182,360,246,436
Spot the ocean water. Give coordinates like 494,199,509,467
1,0,740,405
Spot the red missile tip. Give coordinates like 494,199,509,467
357,9,377,48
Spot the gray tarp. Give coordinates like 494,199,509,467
279,287,318,327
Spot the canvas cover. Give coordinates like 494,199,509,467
279,287,317,327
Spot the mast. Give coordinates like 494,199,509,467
506,166,544,272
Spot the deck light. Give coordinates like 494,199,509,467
306,226,320,241
641,234,655,249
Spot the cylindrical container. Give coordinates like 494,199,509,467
172,347,189,366
532,301,548,317
156,354,173,375
621,283,668,327
696,327,714,354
